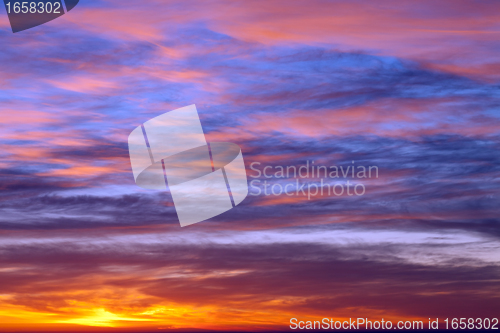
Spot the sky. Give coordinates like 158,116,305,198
0,0,499,331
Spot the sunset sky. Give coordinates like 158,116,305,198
0,0,499,331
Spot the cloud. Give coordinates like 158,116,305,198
0,236,498,330
0,0,499,330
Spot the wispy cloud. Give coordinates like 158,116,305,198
0,0,499,330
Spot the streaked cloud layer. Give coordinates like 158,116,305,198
0,0,499,331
